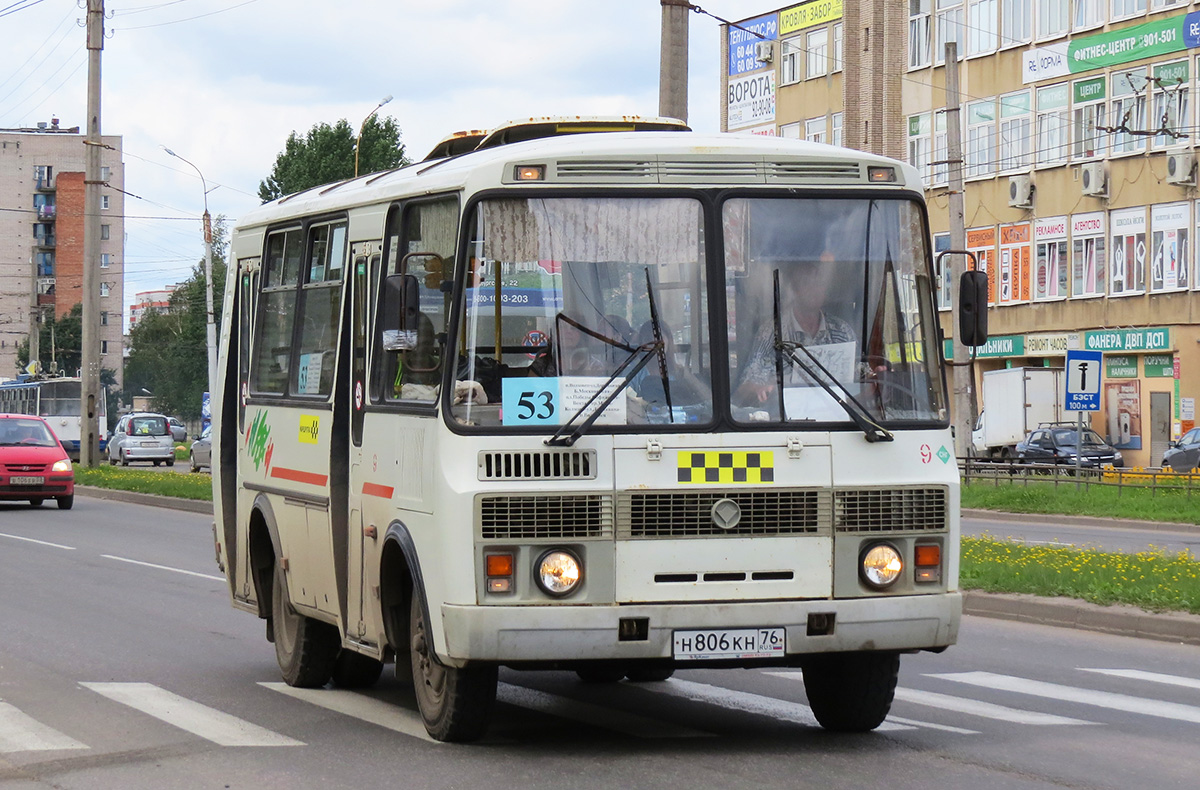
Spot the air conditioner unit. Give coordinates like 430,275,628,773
1081,162,1107,197
1166,152,1195,185
1008,175,1034,208
754,40,774,63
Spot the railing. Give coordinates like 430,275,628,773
959,457,1200,497
36,205,56,220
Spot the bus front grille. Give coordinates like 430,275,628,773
618,489,828,538
478,494,613,539
833,486,949,532
478,450,597,481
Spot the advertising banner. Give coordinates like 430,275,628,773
728,13,778,76
1105,380,1142,449
727,71,776,130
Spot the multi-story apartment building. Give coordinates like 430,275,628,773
128,286,177,331
722,0,1200,467
0,119,125,388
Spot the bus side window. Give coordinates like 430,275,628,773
292,222,347,396
252,229,303,395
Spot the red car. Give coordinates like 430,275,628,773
0,413,75,509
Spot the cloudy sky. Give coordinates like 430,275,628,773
0,0,767,325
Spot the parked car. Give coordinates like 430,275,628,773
0,413,75,509
1162,427,1200,473
107,412,176,467
166,416,188,443
1016,425,1124,468
189,425,211,473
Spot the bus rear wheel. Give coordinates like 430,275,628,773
271,564,339,688
409,592,496,742
800,651,900,732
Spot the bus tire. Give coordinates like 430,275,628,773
626,667,675,682
800,651,899,733
56,495,74,510
409,592,496,742
271,564,339,688
331,649,384,689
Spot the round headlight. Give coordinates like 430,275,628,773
534,549,583,597
861,543,903,589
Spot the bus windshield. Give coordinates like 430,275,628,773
725,196,946,426
451,196,711,428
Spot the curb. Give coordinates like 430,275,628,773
75,489,1200,645
76,486,213,515
963,591,1200,646
963,508,1200,533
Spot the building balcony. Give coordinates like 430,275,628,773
36,205,56,220
35,176,56,192
33,234,56,249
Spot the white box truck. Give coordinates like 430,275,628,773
971,367,1064,458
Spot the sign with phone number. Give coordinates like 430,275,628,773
501,377,627,426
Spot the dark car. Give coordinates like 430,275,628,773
1162,427,1200,473
1016,426,1124,468
0,413,75,509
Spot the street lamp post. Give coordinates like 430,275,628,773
163,148,217,420
355,95,393,177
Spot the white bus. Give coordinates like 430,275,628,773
213,119,964,742
0,376,108,458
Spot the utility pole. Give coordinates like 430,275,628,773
80,0,104,467
945,42,976,458
28,256,39,375
659,0,689,124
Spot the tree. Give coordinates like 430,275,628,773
124,218,230,421
258,116,409,202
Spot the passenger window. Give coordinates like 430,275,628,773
293,222,347,396
252,228,303,394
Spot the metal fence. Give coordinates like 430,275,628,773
959,458,1200,497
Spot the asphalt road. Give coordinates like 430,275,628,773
1,496,1198,789
963,511,1200,555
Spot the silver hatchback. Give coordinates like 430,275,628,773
108,413,176,467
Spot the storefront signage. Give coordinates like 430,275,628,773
1025,332,1079,356
728,13,778,76
1144,354,1175,377
1105,355,1138,378
1022,11,1200,83
779,0,843,35
1083,327,1171,353
942,334,1024,359
727,71,776,130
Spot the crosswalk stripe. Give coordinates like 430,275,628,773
497,683,711,739
0,701,87,753
81,683,303,746
892,688,1097,726
1080,668,1200,691
259,683,438,743
648,678,915,732
928,671,1200,725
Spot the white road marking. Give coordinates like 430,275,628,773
260,683,438,743
1080,668,1200,691
496,683,711,739
649,677,915,732
929,671,1200,724
0,532,75,550
101,554,225,581
0,701,87,753
893,687,1097,726
81,683,302,746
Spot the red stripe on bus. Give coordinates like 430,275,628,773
362,482,394,499
269,466,329,486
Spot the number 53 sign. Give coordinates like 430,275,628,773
502,379,558,425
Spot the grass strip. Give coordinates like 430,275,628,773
962,535,1200,614
74,464,213,501
962,479,1200,525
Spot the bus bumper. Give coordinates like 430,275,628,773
440,592,961,663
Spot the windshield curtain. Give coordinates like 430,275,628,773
724,197,947,425
451,196,711,428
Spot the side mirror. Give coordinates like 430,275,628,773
958,269,989,347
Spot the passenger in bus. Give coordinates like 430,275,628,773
394,313,441,400
528,314,607,377
734,250,857,405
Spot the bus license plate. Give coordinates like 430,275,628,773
9,476,44,486
673,628,786,660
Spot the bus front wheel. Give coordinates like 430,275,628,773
409,592,496,742
800,651,900,732
271,564,339,688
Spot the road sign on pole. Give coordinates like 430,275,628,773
1065,349,1102,412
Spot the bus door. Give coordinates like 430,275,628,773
347,240,381,644
232,255,260,605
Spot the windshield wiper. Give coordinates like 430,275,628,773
771,270,893,443
544,340,662,447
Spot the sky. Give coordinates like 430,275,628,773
0,0,769,328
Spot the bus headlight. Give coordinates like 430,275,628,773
534,549,582,597
860,543,903,589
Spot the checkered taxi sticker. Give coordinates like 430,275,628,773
677,451,775,484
